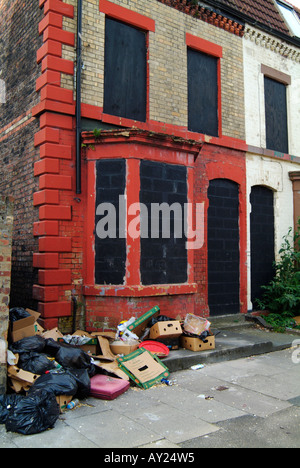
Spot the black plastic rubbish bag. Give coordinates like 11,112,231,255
55,344,95,375
5,389,59,435
9,335,46,355
28,369,79,397
9,308,30,323
17,351,57,375
44,337,61,357
0,394,24,425
147,315,174,328
67,369,91,399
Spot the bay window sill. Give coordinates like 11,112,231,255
83,283,198,297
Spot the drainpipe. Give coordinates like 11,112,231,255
72,293,78,334
76,0,83,194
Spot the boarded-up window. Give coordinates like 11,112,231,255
104,18,147,122
140,161,188,285
95,159,126,285
264,77,289,154
188,48,219,137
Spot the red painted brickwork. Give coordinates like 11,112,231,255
193,143,248,317
85,295,196,332
32,0,85,330
1,0,249,334
81,132,247,331
157,0,245,37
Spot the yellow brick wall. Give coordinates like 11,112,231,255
62,0,245,140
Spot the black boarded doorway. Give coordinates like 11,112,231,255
207,179,240,316
250,185,275,310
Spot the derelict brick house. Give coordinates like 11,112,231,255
0,0,299,333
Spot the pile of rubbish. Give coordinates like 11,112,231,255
1,305,215,436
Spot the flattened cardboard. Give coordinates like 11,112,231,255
8,365,40,393
9,378,31,394
91,331,115,341
97,336,116,360
93,359,130,381
117,348,169,389
92,334,130,379
127,306,160,338
149,321,182,340
7,365,40,384
181,335,215,352
42,328,64,341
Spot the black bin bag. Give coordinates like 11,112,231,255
9,308,30,323
67,369,91,399
17,351,57,375
0,394,24,425
28,370,79,397
5,389,59,435
9,335,46,354
55,344,95,376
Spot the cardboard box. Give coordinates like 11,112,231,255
127,306,160,338
117,348,169,389
71,330,98,355
110,340,139,356
10,309,41,343
56,395,73,413
58,330,99,355
149,321,182,340
181,335,215,352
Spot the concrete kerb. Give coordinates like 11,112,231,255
163,314,299,373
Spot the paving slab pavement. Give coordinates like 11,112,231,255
0,320,299,450
164,319,299,371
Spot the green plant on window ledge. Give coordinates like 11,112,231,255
256,219,300,331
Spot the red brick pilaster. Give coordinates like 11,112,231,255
33,0,76,330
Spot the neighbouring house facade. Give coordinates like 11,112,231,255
0,0,299,334
241,1,300,310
